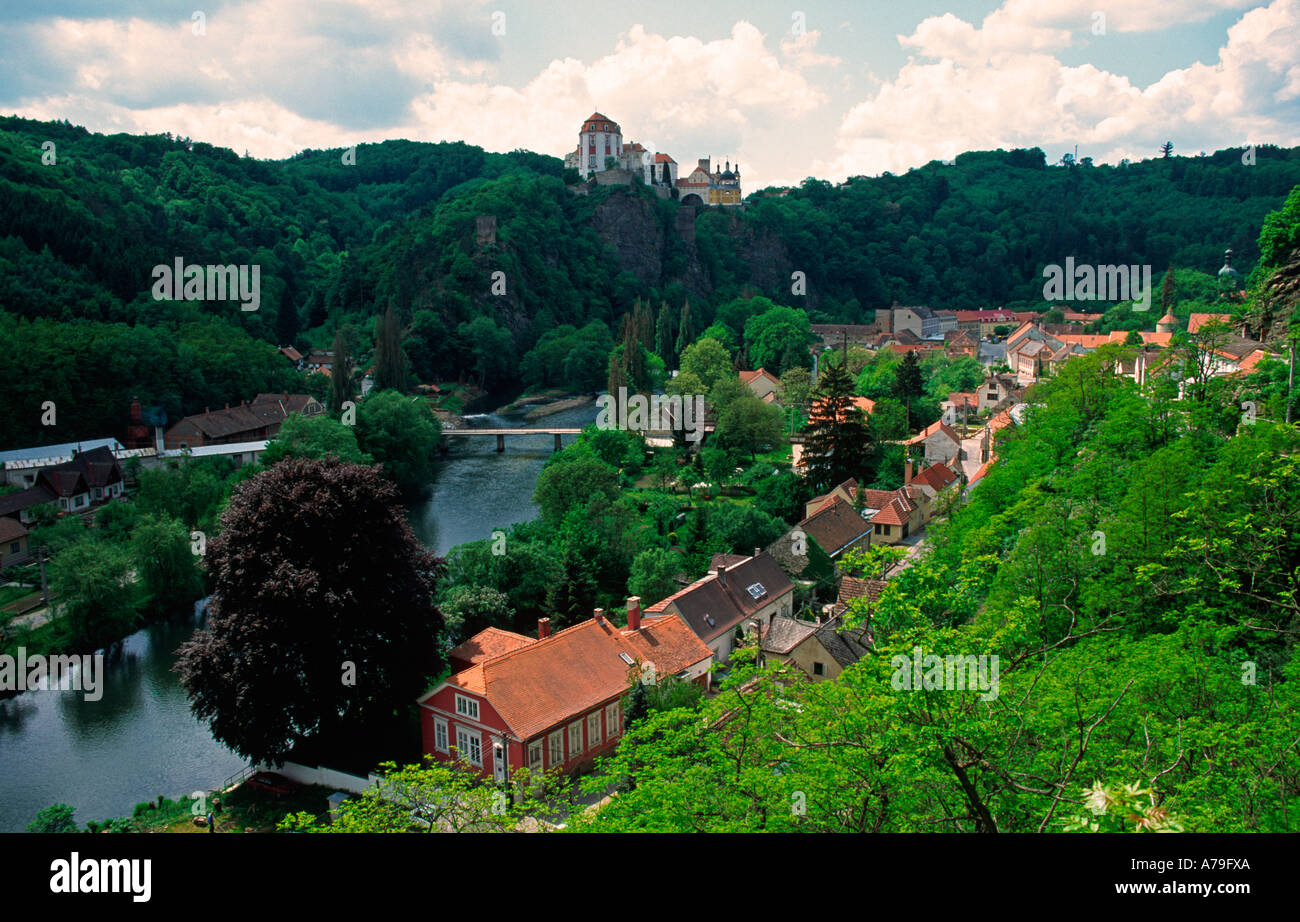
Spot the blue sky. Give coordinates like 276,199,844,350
1,0,1296,188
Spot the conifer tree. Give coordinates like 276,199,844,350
675,300,696,359
373,301,410,392
894,350,924,430
328,329,354,414
655,301,675,365
801,360,872,492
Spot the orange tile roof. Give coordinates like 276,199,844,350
968,460,994,485
449,627,535,666
437,616,711,740
905,419,961,446
912,461,958,491
739,368,778,385
810,396,875,422
870,497,911,527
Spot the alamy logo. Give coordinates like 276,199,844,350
596,387,706,442
50,853,151,902
1042,258,1152,311
0,647,102,701
890,646,1000,701
151,258,261,311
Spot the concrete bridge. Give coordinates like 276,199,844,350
441,428,582,452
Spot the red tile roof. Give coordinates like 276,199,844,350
433,616,710,740
905,419,961,446
448,627,536,667
912,461,958,491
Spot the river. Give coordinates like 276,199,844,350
0,400,596,831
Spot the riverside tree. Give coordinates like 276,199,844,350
175,459,445,765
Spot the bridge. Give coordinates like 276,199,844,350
441,428,583,452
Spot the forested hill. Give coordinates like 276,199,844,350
2,113,1299,444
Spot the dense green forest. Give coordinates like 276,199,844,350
3,115,1300,446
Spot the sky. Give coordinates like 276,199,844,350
1,0,1297,189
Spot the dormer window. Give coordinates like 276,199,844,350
455,694,479,721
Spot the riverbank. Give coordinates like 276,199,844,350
517,392,598,421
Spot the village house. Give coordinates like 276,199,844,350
418,605,713,783
954,309,1025,337
163,393,323,450
977,373,1021,413
0,516,31,567
797,494,873,559
759,612,870,681
890,305,955,340
646,551,795,664
739,369,781,403
944,329,979,359
0,438,125,488
32,446,125,513
0,485,57,525
904,419,962,467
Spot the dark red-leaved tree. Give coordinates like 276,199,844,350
176,458,445,765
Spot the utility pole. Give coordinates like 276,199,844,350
38,544,49,607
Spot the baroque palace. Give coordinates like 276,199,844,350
563,112,742,207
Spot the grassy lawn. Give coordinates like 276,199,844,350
0,584,39,611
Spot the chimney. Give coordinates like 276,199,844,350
905,458,913,484
593,608,604,625
627,597,641,631
538,617,551,639
716,563,727,587
753,547,761,559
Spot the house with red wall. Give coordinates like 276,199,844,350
418,601,713,783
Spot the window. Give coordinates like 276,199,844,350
456,728,482,766
434,717,448,752
568,720,583,754
813,662,826,676
454,694,479,721
548,729,564,766
9,542,18,554
605,702,621,737
528,740,543,771
587,711,603,746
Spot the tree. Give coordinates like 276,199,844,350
51,538,135,647
27,803,79,833
743,305,813,374
715,393,785,459
355,389,442,498
327,328,354,415
373,301,411,392
893,350,924,429
1160,141,1174,158
655,301,675,365
132,514,204,613
674,300,696,360
778,366,813,417
533,453,621,527
439,584,514,641
802,361,872,491
279,760,564,833
175,459,445,765
628,548,683,606
261,413,373,466
457,316,514,388
677,337,733,392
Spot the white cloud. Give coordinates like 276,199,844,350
828,0,1300,178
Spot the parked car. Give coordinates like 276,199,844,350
244,771,297,797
